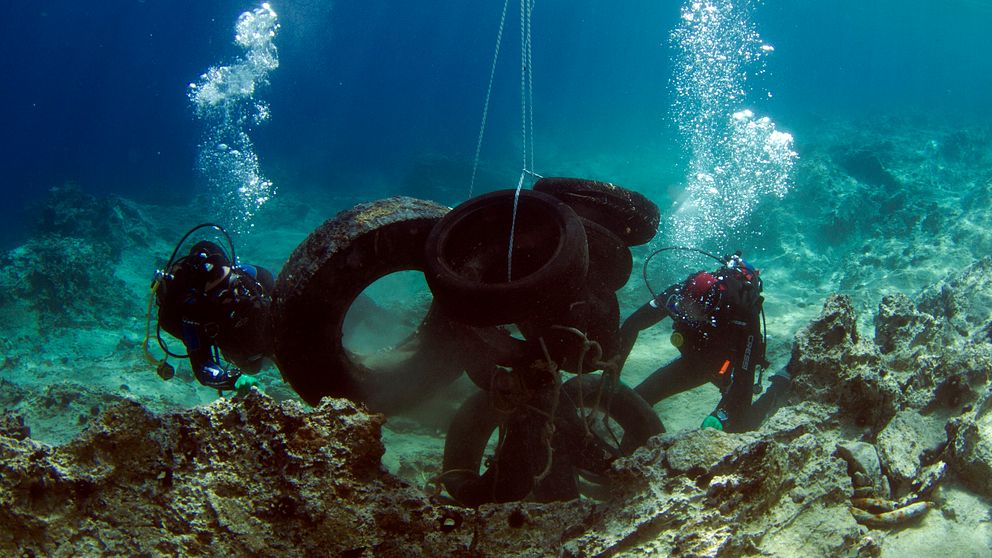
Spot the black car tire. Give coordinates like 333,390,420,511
563,374,663,498
583,217,633,292
425,189,589,327
516,287,621,374
562,373,664,458
441,390,531,507
461,326,539,390
272,196,476,413
533,177,660,246
442,375,662,506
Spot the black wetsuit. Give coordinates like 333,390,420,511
157,241,274,390
617,263,767,432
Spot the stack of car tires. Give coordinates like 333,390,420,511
271,178,664,507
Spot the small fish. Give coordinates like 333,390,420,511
850,506,877,524
850,501,931,528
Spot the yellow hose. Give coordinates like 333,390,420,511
142,278,164,367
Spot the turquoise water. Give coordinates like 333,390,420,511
0,3,990,552
1,0,987,416
3,1,989,244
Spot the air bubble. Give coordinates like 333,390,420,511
669,0,797,250
189,3,280,235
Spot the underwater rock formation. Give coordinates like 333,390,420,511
788,294,899,430
876,410,946,494
2,257,990,557
1,393,457,557
917,256,992,343
562,419,864,557
790,258,992,429
835,440,890,500
0,390,870,558
0,235,131,326
946,388,992,498
1,390,626,558
786,257,992,515
29,184,153,257
835,149,901,192
0,185,156,327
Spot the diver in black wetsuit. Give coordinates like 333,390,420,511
616,253,789,432
154,235,274,393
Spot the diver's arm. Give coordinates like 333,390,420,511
195,359,242,391
181,320,241,390
236,263,275,294
613,285,678,372
709,313,763,432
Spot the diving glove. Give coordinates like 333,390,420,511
234,374,260,395
701,408,729,431
701,415,724,430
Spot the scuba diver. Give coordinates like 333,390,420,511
146,224,274,393
615,250,790,433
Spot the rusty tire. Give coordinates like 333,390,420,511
272,196,478,413
534,177,660,246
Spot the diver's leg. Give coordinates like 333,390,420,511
634,357,710,407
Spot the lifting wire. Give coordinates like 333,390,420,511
521,0,535,175
466,0,537,282
468,0,511,200
508,0,537,282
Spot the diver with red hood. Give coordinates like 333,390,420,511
615,251,790,432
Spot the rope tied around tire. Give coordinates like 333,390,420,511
544,324,624,441
526,337,561,489
552,326,620,447
549,325,605,377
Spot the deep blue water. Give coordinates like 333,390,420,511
2,0,989,249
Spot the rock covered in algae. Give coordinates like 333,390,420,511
946,389,992,499
561,422,862,557
917,256,992,342
875,409,947,495
0,389,869,558
789,257,992,432
2,257,991,557
1,393,433,557
0,391,608,558
0,184,156,327
875,257,992,413
788,294,900,430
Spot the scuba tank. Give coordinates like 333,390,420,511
143,223,239,381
